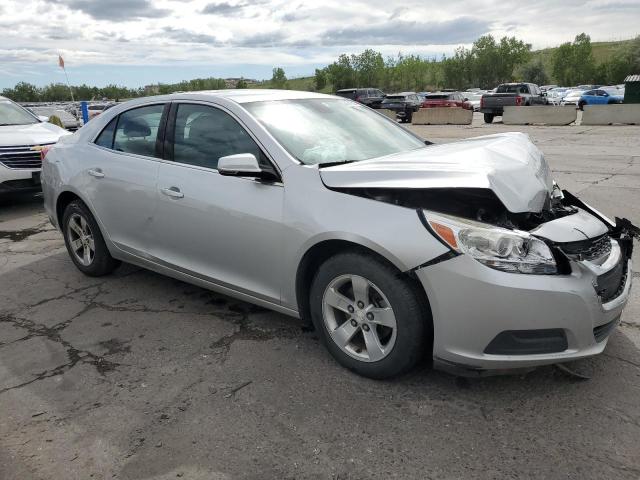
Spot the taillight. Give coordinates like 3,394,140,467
355,96,361,102
515,96,523,106
480,96,484,108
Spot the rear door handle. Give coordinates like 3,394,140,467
161,187,184,199
87,168,104,178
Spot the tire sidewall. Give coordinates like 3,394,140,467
309,252,430,379
62,200,118,276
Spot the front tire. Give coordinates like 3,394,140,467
483,113,494,123
62,200,120,276
309,251,430,379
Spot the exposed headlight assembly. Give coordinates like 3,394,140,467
424,211,557,275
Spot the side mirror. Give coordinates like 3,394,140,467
464,97,469,101
218,153,278,181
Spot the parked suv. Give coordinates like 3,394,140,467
42,90,637,379
480,83,547,123
0,96,69,194
335,88,385,108
422,92,472,110
381,92,422,123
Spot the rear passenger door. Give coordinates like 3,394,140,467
86,103,167,255
151,102,284,303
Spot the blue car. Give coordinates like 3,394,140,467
578,89,624,110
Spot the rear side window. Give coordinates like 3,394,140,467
94,117,117,149
113,104,165,158
172,103,267,170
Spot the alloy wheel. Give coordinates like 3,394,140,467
67,213,95,266
322,274,397,362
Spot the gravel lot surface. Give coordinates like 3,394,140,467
1,115,639,479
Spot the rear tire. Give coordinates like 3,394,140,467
62,200,120,277
309,251,431,379
483,113,494,124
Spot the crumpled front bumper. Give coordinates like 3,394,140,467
417,253,631,374
415,207,637,376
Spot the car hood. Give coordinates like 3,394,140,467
0,122,70,147
320,132,554,213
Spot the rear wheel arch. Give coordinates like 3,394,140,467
56,191,83,228
295,239,432,327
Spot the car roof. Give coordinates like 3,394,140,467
177,89,332,104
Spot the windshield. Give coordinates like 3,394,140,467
0,100,39,126
244,98,426,165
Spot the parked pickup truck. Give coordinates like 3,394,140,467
480,83,547,123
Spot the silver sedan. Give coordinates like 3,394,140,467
42,90,636,378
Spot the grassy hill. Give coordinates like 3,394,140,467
531,38,635,74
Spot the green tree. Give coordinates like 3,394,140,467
552,33,596,85
519,59,549,85
236,78,248,89
2,81,40,102
314,68,327,91
326,54,355,91
271,67,287,89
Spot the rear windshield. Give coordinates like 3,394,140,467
335,90,356,99
425,94,450,100
384,95,406,100
496,85,528,94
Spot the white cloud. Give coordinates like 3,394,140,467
0,0,638,87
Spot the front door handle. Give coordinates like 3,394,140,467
87,168,104,178
161,187,184,199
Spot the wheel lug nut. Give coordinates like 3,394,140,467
366,312,374,320
347,305,354,313
362,324,370,331
350,319,358,327
357,301,364,309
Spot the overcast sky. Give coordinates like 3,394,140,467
1,0,638,88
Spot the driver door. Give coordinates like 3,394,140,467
150,102,284,303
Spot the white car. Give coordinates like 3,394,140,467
560,90,586,107
0,96,70,194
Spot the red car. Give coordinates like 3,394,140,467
422,92,472,110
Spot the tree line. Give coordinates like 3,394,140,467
317,34,640,92
3,33,639,102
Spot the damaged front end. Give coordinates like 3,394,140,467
331,183,638,308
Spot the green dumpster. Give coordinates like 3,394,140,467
624,74,640,104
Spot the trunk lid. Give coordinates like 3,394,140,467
320,132,553,213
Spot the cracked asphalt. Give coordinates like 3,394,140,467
1,119,640,480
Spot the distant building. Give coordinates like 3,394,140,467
144,84,161,95
224,78,259,88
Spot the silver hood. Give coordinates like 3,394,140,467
320,132,554,213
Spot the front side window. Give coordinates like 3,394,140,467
0,99,39,126
244,98,426,165
172,103,266,170
113,104,164,157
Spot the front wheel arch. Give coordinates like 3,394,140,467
295,239,432,326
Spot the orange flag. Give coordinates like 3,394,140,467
58,55,65,69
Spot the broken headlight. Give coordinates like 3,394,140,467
424,211,557,275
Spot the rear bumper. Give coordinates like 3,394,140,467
416,249,632,374
480,108,504,115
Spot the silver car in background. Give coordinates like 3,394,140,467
42,90,636,378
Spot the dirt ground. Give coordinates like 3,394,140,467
1,117,639,479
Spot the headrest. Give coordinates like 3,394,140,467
123,117,151,137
